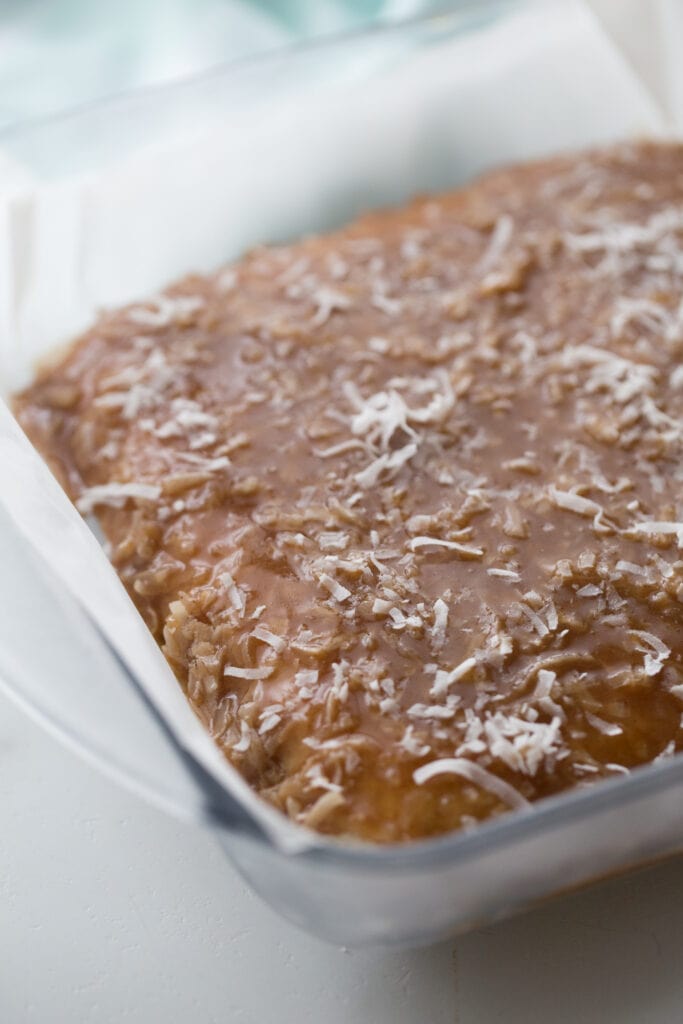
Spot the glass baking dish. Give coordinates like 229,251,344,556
0,0,681,948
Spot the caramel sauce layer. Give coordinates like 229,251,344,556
15,142,683,842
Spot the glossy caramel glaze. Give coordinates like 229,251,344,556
15,142,683,842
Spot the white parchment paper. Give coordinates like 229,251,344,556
0,0,669,844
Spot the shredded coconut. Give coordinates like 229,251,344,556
232,720,252,754
217,571,246,615
399,725,431,757
407,703,457,720
631,520,683,548
413,757,530,811
319,573,352,602
408,536,483,557
128,293,203,327
251,625,286,653
631,630,671,677
310,286,351,327
430,657,477,697
586,712,623,736
478,214,514,273
487,568,522,582
258,713,282,734
223,665,274,680
77,482,160,514
431,597,449,650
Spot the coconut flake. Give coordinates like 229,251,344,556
535,669,557,699
313,439,368,459
482,712,563,776
574,762,600,775
631,520,683,548
407,703,456,720
223,665,273,680
324,669,349,706
399,725,431,757
413,757,530,811
549,486,603,518
310,286,350,327
517,603,549,638
615,560,651,578
431,597,449,650
371,290,402,316
319,573,352,603
353,454,390,488
294,669,319,689
77,482,160,514
605,762,630,775
232,720,252,754
544,600,559,631
301,790,346,827
586,713,622,736
408,536,483,558
258,713,282,734
631,629,671,676
306,764,343,794
478,214,514,273
318,531,350,551
429,657,477,697
251,626,286,653
128,293,203,327
345,372,454,450
487,568,522,582
354,443,418,488
533,669,565,719
217,571,246,616
346,385,416,450
611,295,681,342
566,207,683,275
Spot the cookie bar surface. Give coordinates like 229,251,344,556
15,142,683,842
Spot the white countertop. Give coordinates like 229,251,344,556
2,687,683,1023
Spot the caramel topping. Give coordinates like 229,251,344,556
15,141,683,842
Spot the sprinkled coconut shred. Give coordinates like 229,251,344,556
77,482,161,513
431,597,449,650
251,625,286,652
319,573,352,603
630,521,683,548
223,665,274,681
429,658,478,697
413,757,530,811
15,140,683,844
408,536,484,557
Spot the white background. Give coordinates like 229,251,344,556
3,686,683,1023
